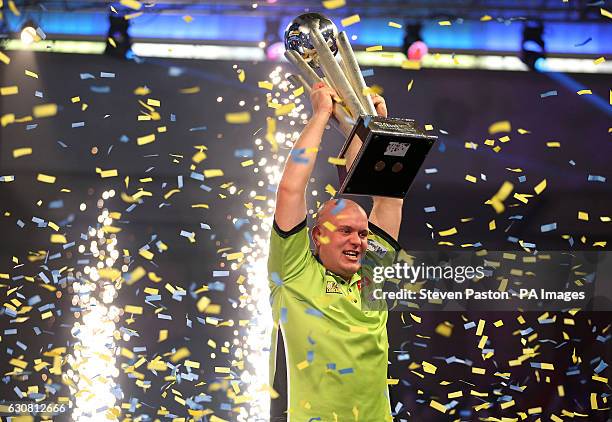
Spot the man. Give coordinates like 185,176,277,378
268,81,403,421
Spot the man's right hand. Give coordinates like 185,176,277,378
310,82,339,119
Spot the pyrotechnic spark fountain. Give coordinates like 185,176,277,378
65,190,125,420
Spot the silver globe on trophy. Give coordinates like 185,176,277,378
284,13,437,198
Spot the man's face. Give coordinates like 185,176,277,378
313,202,369,280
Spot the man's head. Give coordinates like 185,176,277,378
311,199,368,280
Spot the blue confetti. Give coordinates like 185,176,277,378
588,175,606,182
305,308,323,317
424,168,438,174
540,90,558,98
71,121,85,128
189,126,207,132
424,206,436,213
190,172,204,181
338,367,354,375
540,222,557,232
90,85,111,93
331,199,346,215
361,68,374,77
234,149,254,158
518,175,527,183
594,360,608,374
80,73,95,79
280,307,288,323
437,141,446,152
271,272,282,286
100,72,115,78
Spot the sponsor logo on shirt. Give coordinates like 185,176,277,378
367,239,388,259
325,280,343,294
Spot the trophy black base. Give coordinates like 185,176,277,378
337,115,437,198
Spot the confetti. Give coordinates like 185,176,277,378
225,112,251,124
120,0,142,10
0,51,10,65
137,134,156,146
341,14,361,27
322,0,345,9
33,103,58,118
36,173,56,184
12,147,32,158
1,86,19,96
488,120,511,134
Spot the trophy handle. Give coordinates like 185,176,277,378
336,31,377,115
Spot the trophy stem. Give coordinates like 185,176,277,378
308,22,366,120
336,31,377,115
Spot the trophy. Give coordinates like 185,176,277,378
284,13,437,198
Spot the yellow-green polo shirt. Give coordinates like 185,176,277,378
268,218,400,421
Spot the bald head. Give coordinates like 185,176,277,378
315,199,367,227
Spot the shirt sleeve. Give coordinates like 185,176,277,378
267,217,312,292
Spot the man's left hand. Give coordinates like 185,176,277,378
371,94,387,118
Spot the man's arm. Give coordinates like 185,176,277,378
275,82,336,231
343,94,403,240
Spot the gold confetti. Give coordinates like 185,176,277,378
593,57,605,65
258,81,273,90
0,51,10,65
50,234,67,244
120,0,141,10
225,111,251,124
204,169,224,178
465,174,477,183
183,15,193,23
274,103,296,116
137,134,156,145
125,305,143,314
600,7,612,19
341,14,360,27
366,45,383,52
546,141,560,148
327,157,346,166
37,173,56,184
171,347,191,363
388,21,402,28
577,89,592,95
0,86,18,96
237,69,245,83
438,227,457,237
488,181,514,214
429,400,447,413
480,15,492,21
147,98,160,107
488,120,511,134
322,0,345,9
578,211,589,221
12,147,32,158
438,20,452,26
179,86,200,94
33,103,58,118
25,69,38,78
407,79,414,91
534,179,547,194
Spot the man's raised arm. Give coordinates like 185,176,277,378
342,94,404,240
275,82,337,231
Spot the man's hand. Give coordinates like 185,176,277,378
371,94,387,118
311,82,340,118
